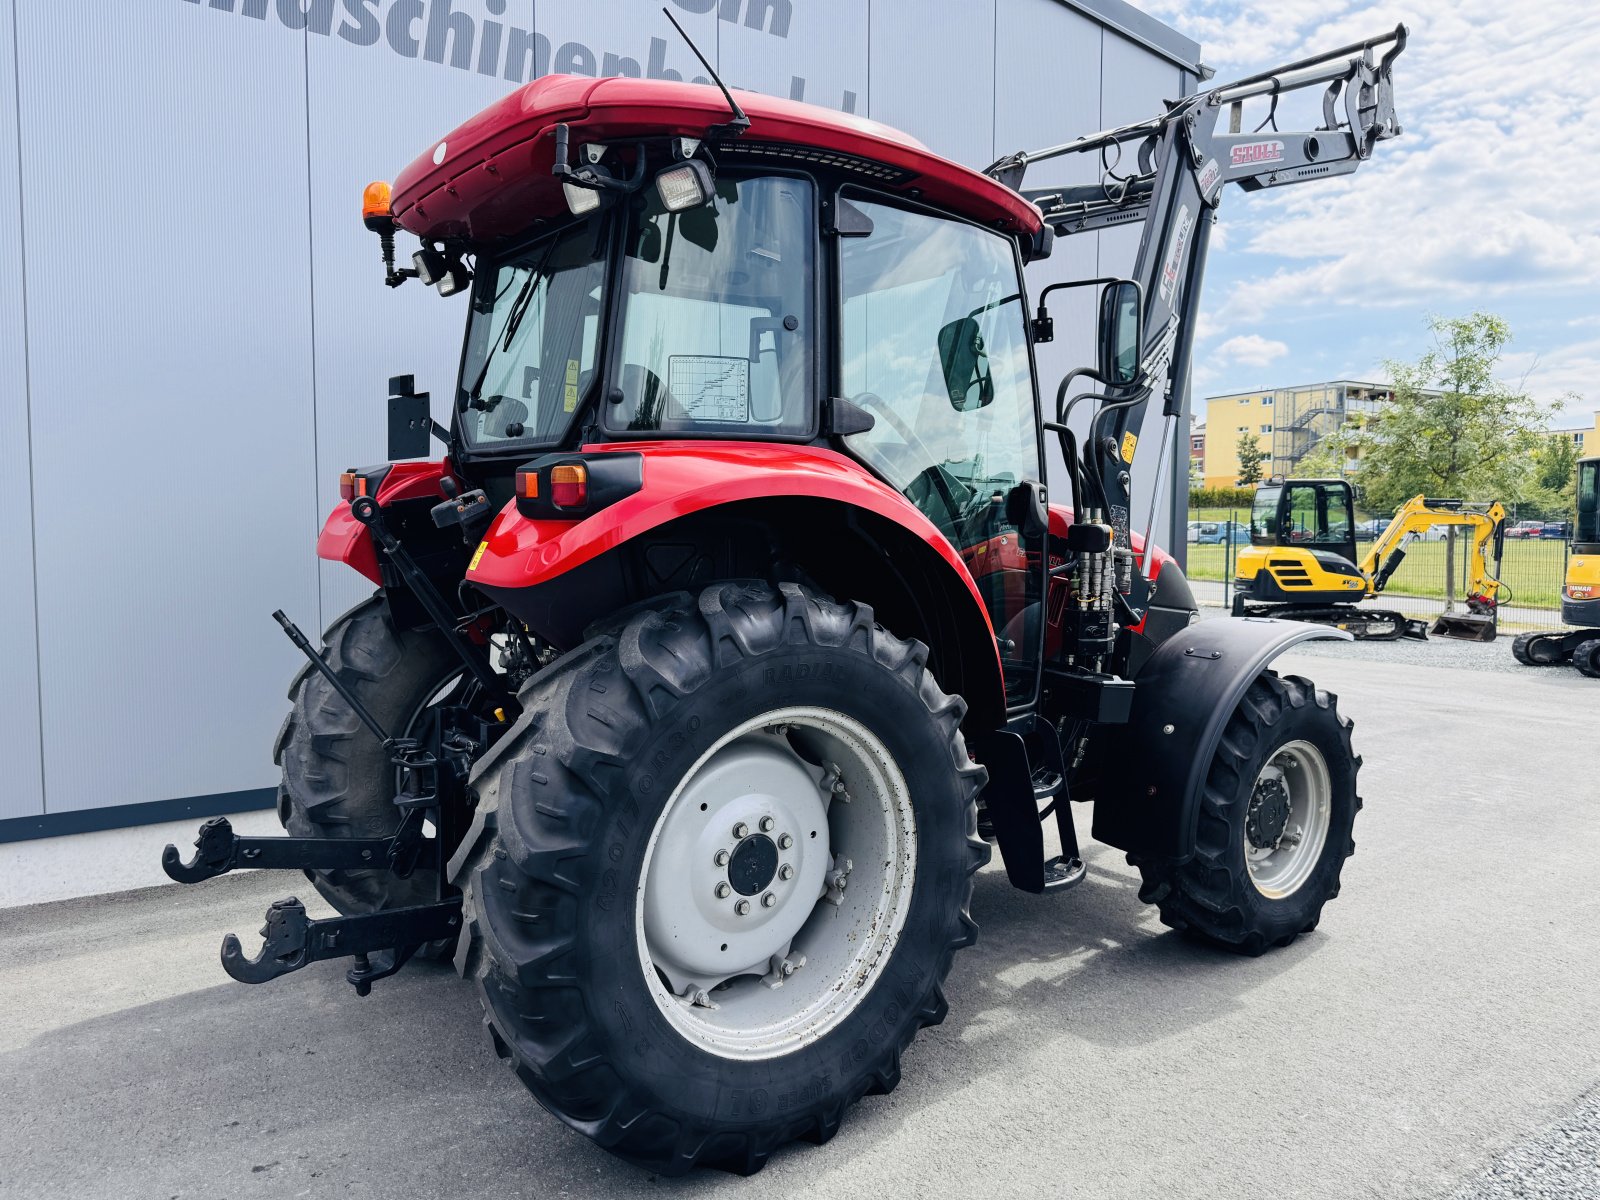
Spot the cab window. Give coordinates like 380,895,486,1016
457,216,607,449
1251,485,1282,540
837,199,1040,541
606,175,815,437
1282,482,1353,545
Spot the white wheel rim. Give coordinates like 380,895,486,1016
635,706,917,1061
1243,739,1332,899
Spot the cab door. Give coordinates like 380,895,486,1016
1281,480,1358,566
835,195,1046,709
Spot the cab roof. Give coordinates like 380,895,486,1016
391,75,1042,244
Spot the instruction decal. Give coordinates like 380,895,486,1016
563,358,580,412
668,355,750,423
1120,432,1138,464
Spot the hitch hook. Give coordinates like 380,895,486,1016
162,816,239,884
220,896,312,984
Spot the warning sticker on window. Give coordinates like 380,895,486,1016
668,355,750,423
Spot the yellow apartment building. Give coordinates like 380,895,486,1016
1200,380,1394,488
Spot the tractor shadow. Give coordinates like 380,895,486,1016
4,849,1323,1198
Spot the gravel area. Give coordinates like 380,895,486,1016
1196,604,1551,674
1448,1088,1600,1200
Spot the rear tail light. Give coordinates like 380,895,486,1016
550,464,588,508
512,454,642,521
339,471,371,502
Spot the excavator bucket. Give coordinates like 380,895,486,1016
1430,607,1498,642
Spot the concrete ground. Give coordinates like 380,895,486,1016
3,651,1597,1199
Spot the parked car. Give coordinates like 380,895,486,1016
1356,518,1387,537
1538,521,1570,540
1506,520,1545,539
1188,521,1218,543
1197,521,1251,545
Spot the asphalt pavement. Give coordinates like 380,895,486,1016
3,651,1597,1199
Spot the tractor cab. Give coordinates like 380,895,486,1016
373,75,1062,706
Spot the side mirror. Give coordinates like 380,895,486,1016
937,316,995,412
1097,280,1141,387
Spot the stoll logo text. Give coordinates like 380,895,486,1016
180,1,853,110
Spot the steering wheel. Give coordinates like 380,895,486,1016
850,392,970,528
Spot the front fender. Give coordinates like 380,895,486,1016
1091,617,1352,863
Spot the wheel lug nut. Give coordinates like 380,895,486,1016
735,899,751,916
778,834,793,850
759,816,774,832
715,882,731,899
714,849,730,866
761,893,776,908
779,864,794,880
733,822,749,839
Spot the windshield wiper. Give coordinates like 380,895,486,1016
465,235,564,409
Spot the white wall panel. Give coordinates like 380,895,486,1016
16,1,319,812
0,0,43,821
992,0,1101,192
868,0,995,169
305,1,538,621
720,0,864,114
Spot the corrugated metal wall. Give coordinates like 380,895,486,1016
0,0,1195,830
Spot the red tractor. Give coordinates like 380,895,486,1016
166,24,1406,1174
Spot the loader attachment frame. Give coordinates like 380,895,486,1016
990,25,1406,618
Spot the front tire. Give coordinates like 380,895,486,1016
1135,673,1360,955
452,581,988,1174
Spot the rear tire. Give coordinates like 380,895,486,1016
275,596,461,922
1135,673,1360,955
452,581,988,1175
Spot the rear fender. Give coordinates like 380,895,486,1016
467,442,1006,727
1091,617,1351,863
316,460,455,585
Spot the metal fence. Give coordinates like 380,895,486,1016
1201,513,1571,635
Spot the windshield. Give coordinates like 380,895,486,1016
606,174,814,437
1250,486,1282,540
457,215,608,449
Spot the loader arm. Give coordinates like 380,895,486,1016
1362,496,1508,601
989,25,1406,612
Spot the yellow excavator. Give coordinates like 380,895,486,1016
1230,478,1506,641
1512,454,1600,675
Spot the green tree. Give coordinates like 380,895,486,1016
1342,313,1549,513
1521,432,1580,519
1235,430,1267,485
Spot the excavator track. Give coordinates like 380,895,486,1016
1234,604,1425,641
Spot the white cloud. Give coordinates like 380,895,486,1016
1140,0,1600,399
1215,333,1289,368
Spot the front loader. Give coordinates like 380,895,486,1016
164,20,1406,1174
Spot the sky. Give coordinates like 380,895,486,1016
1136,0,1600,429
